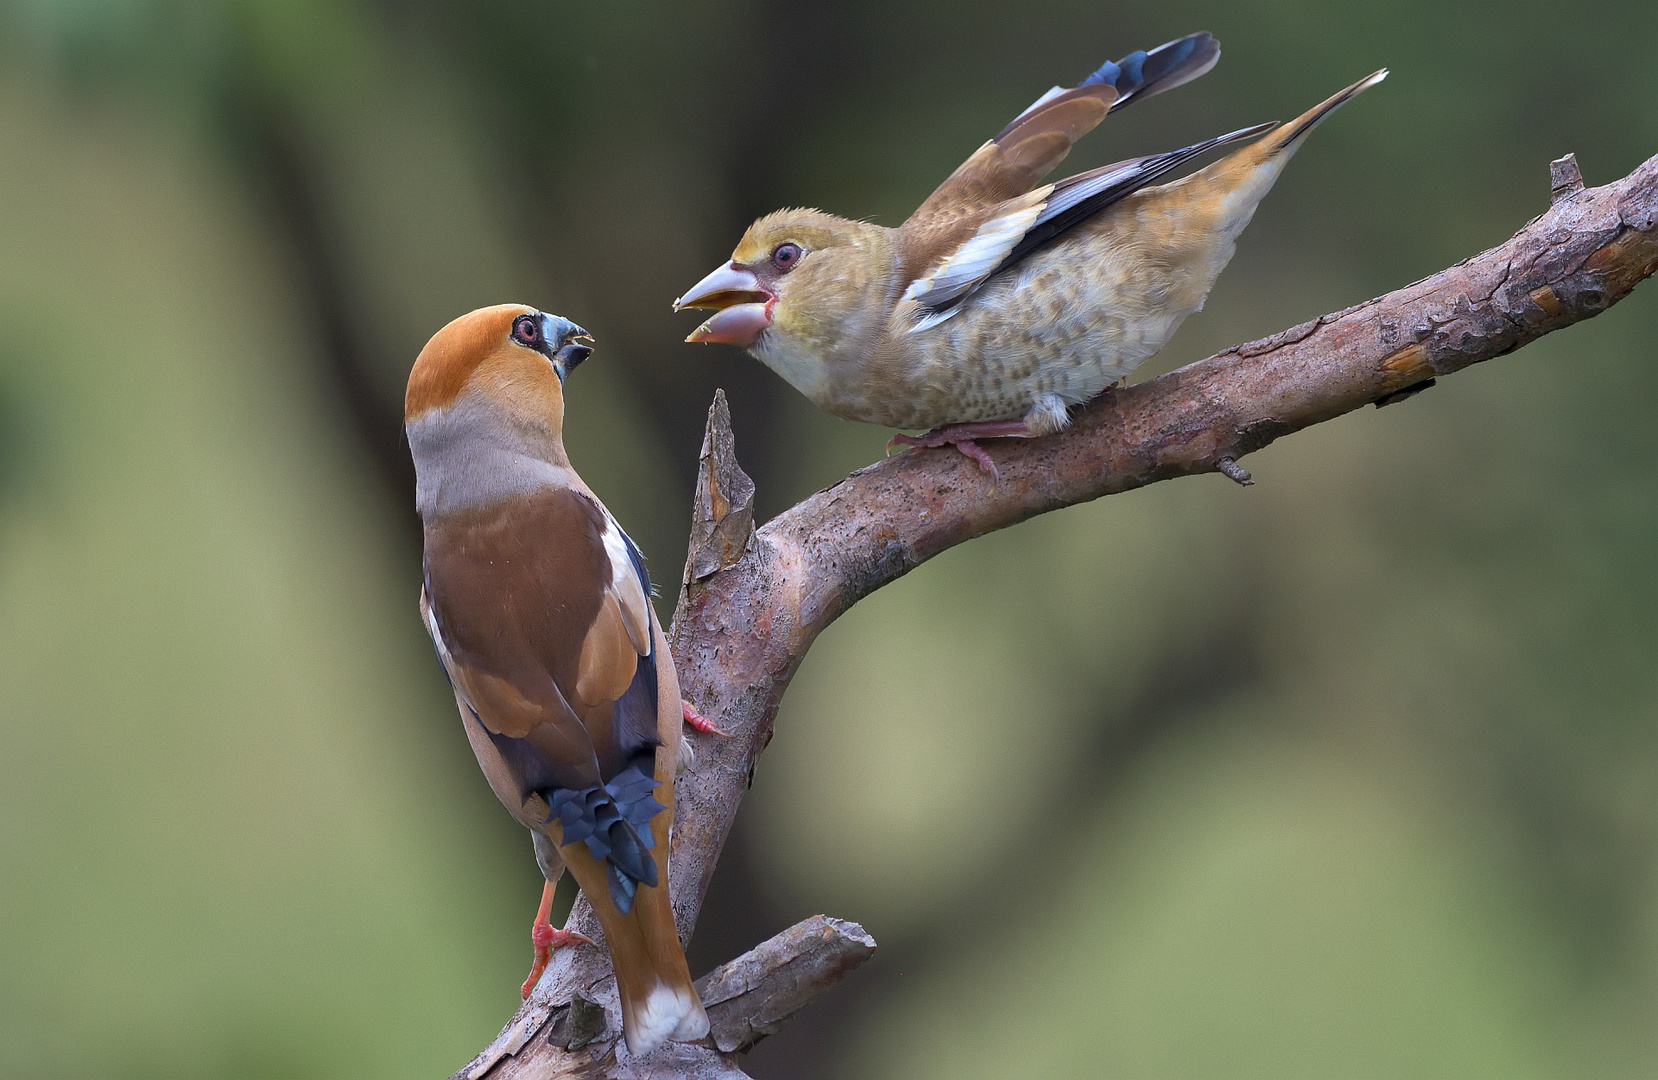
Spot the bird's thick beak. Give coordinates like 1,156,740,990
674,263,774,347
546,315,595,380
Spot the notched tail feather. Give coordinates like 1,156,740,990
1260,68,1388,155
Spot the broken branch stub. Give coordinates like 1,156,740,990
697,916,878,1054
1551,153,1585,203
683,388,756,588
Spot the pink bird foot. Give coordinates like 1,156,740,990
522,880,595,1000
886,420,1037,479
682,699,731,737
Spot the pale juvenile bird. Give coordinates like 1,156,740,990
675,32,1386,473
406,306,708,1055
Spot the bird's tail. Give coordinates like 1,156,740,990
1193,68,1388,231
559,779,708,1056
605,878,709,1056
1253,69,1389,158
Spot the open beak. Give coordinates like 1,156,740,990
545,316,595,380
554,337,593,372
674,262,774,347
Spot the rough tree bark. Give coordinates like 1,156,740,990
452,151,1658,1079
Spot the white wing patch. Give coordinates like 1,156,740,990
908,305,965,332
902,189,1050,318
420,589,453,671
899,166,1129,334
598,514,653,657
419,588,470,711
904,125,1274,335
1040,160,1142,220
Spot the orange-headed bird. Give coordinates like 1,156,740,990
675,33,1385,473
406,306,708,1055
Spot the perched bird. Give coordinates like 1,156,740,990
406,305,709,1055
675,32,1386,473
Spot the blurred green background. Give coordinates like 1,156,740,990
1,1,1655,1077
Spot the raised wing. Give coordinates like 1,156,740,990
421,488,666,912
903,122,1276,329
905,32,1219,236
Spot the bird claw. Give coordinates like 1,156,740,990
887,432,999,479
887,431,936,453
522,878,594,999
523,926,595,999
888,422,1034,480
682,699,730,737
951,439,999,478
532,924,595,949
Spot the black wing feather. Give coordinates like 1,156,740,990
922,121,1274,320
994,123,1274,284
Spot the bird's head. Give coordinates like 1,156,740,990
405,305,595,516
674,209,885,358
405,304,593,440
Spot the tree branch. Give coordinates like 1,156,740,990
452,151,1658,1079
697,916,879,1055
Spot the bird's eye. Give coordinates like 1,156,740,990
772,242,802,271
511,315,540,346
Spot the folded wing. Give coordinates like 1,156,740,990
422,487,667,912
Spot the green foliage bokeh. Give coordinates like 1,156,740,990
0,1,1654,1077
